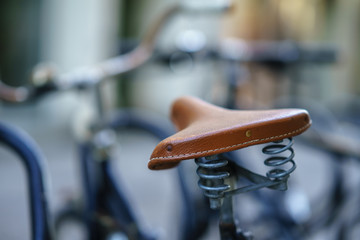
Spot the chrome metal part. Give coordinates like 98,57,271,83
262,137,296,182
195,155,231,209
195,138,297,210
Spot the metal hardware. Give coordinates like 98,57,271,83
195,138,297,209
195,155,231,209
92,129,117,161
262,137,296,183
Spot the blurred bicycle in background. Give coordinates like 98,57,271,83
1,0,360,240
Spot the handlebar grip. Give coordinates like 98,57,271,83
0,63,59,103
0,82,29,102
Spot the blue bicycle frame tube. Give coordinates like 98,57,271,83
0,122,52,240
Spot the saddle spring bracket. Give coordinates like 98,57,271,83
195,138,297,209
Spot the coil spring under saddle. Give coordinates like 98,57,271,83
262,137,296,183
195,155,231,209
195,138,297,209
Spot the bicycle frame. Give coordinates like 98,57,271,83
53,109,213,239
0,1,345,239
80,111,172,239
0,122,53,240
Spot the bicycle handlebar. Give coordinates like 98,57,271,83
0,2,234,103
0,2,174,102
0,1,337,103
154,39,337,67
219,39,337,64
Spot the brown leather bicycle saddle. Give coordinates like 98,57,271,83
148,96,311,170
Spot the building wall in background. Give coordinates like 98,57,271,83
41,0,120,71
0,0,42,86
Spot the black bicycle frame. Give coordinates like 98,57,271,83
79,109,212,240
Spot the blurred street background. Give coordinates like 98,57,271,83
0,0,360,239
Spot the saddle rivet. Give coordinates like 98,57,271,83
246,130,252,137
166,144,173,152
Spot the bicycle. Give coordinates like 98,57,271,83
0,2,235,240
210,38,346,239
289,97,360,240
0,2,342,239
0,93,312,240
148,95,311,239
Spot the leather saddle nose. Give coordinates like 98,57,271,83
149,96,311,170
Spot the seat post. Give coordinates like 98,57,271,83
218,167,253,240
219,197,253,240
195,154,253,239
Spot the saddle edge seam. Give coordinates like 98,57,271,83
149,122,311,161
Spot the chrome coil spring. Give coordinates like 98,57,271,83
195,155,231,209
262,137,296,181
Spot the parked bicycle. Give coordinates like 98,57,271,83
0,2,234,240
0,1,348,240
148,95,311,239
